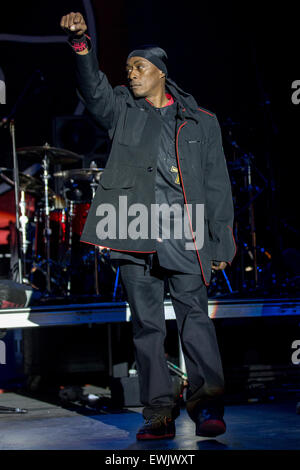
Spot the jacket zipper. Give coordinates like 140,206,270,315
175,121,209,286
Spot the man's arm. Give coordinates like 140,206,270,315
60,12,123,132
204,117,236,268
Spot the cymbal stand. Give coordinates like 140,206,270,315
19,190,29,260
41,145,51,292
90,176,100,295
66,199,74,295
245,154,258,287
10,121,23,283
225,129,262,288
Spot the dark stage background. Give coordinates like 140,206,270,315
0,0,299,292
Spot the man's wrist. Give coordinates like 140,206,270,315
68,33,91,55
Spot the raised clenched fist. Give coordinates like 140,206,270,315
60,12,87,36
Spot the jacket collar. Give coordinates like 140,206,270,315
125,77,200,123
165,77,200,124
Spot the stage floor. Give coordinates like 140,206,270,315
0,387,299,450
1,296,300,329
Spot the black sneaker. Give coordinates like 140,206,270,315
195,408,226,437
136,415,176,441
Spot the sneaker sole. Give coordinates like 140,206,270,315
196,419,226,438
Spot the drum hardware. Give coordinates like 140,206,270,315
246,153,258,287
19,190,29,257
53,167,103,182
0,168,55,198
112,265,120,301
29,260,68,295
40,144,52,292
0,74,68,287
53,167,104,295
1,149,120,299
5,121,23,283
0,168,14,186
66,199,75,295
225,122,269,290
14,143,83,293
0,172,39,261
0,163,61,291
90,169,101,296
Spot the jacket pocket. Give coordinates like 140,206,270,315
118,107,148,146
184,138,207,171
186,138,208,146
99,167,136,189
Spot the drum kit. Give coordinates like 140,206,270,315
0,116,273,299
0,143,119,299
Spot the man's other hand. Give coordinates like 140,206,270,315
99,246,111,254
211,261,227,271
60,12,87,36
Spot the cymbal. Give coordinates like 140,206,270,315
54,168,104,182
17,144,83,165
0,168,55,197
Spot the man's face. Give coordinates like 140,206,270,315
125,56,164,98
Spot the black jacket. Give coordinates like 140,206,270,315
75,46,236,285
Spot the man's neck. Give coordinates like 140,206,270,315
145,88,168,108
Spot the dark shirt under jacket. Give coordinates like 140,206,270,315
152,100,200,274
110,96,200,274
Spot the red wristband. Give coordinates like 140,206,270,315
69,34,91,53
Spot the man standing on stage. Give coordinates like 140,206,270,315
60,12,236,440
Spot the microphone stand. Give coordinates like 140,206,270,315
10,120,24,283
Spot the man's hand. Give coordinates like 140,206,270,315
60,12,87,36
211,261,227,271
99,246,111,254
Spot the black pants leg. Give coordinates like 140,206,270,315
119,259,176,419
167,272,225,421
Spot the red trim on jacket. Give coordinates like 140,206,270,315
198,107,214,117
175,121,209,286
81,239,156,253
